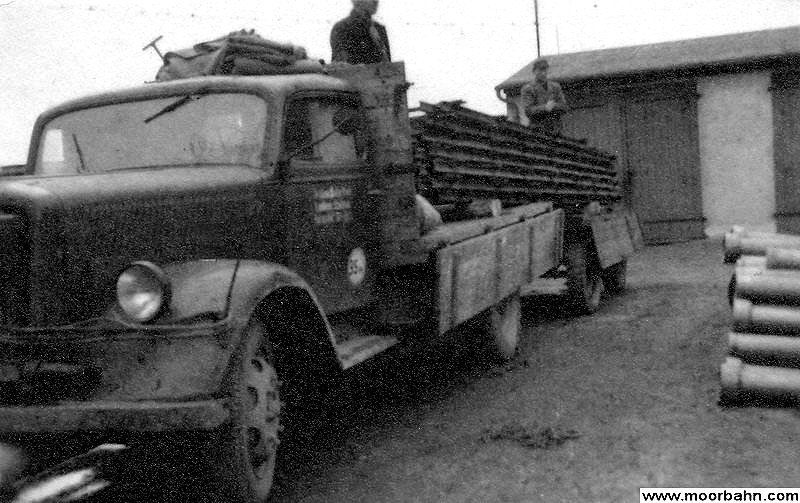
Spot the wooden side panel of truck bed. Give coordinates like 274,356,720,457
590,208,645,269
435,209,564,335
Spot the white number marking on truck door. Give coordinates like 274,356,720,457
347,248,367,287
314,186,353,225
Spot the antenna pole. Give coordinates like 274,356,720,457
534,0,541,57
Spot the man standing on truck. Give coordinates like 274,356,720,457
520,57,568,135
330,0,391,65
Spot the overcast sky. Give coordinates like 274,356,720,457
1,0,799,165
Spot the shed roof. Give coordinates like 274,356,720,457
497,24,800,91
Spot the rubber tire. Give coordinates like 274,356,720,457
566,241,603,314
490,293,521,361
210,318,281,503
601,260,627,295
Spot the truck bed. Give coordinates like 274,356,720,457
429,203,564,335
420,202,553,249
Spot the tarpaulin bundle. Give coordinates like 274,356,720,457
155,29,323,81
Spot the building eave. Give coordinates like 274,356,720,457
497,24,800,92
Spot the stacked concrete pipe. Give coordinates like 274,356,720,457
723,228,800,264
721,228,800,402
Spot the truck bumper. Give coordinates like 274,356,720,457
0,397,230,435
0,318,239,435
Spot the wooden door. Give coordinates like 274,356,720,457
772,71,800,233
623,85,704,243
562,98,628,205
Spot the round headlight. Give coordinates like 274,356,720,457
116,261,170,323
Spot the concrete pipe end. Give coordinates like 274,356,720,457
735,255,767,269
720,357,745,393
731,298,753,328
766,247,800,271
726,332,741,354
766,248,779,269
723,233,742,264
732,271,756,300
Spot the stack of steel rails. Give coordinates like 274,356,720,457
411,101,622,208
720,227,800,403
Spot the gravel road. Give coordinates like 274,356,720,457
6,239,800,503
270,239,800,503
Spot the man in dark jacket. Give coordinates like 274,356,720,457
330,0,391,65
520,57,568,135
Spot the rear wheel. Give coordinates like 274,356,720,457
566,241,603,314
210,318,281,503
490,293,521,361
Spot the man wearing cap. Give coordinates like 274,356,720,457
520,57,568,134
331,0,391,65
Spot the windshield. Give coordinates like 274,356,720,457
35,92,268,175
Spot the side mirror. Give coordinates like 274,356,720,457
333,108,363,136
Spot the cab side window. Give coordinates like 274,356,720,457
284,96,363,164
284,100,314,160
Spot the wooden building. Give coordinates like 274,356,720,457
496,26,800,243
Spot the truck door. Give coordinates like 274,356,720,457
281,92,380,314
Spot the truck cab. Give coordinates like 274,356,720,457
1,71,412,501
26,74,386,321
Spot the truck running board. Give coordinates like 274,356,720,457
335,335,399,370
521,278,569,296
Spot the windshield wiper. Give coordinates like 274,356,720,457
72,133,87,173
144,90,208,124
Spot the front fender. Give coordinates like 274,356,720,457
222,260,340,366
0,260,339,425
160,258,333,330
156,259,331,330
159,259,240,322
95,259,337,401
164,258,340,373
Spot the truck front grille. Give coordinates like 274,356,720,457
0,213,30,325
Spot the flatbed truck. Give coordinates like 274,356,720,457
0,60,639,501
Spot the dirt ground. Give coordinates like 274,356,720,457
269,239,800,503
6,239,800,502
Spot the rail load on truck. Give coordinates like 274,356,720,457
3,31,642,502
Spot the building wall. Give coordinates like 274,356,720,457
697,72,776,236
771,71,800,233
506,71,779,241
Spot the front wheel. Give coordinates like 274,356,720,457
208,318,281,503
